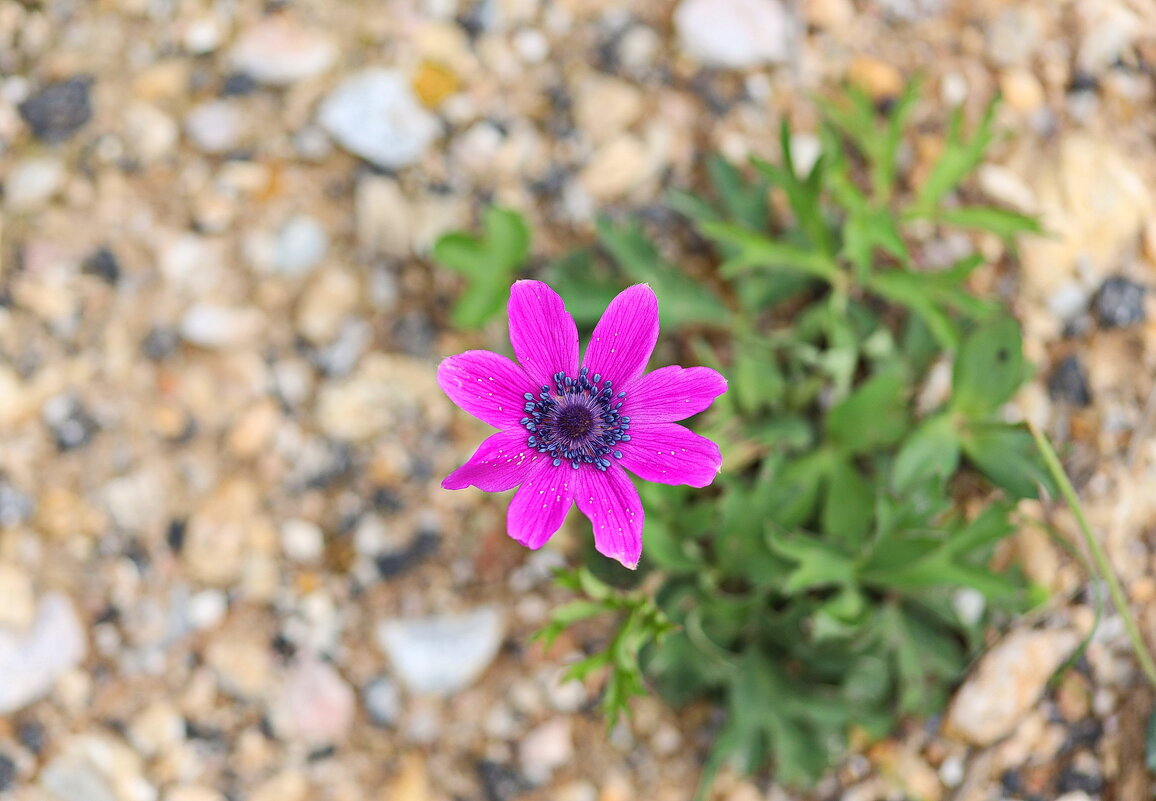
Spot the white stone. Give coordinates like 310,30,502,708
184,100,246,154
123,102,179,162
129,701,185,758
0,562,35,631
946,628,1081,745
377,606,504,695
519,717,573,784
674,0,795,68
319,69,439,169
951,587,985,626
363,676,402,727
180,304,264,348
183,18,224,54
278,658,355,746
280,519,325,564
0,593,87,714
513,28,549,63
229,18,337,85
274,215,328,276
186,589,228,630
938,754,964,787
5,157,65,212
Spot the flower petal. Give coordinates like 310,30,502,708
582,284,659,388
508,462,576,550
443,428,543,491
617,422,722,488
574,467,644,569
437,350,534,429
508,280,580,389
622,365,728,424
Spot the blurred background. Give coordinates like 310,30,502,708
2,0,1156,799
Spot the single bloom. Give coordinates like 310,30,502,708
437,280,727,568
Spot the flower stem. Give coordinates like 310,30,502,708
1029,423,1156,689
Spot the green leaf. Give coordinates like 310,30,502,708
767,529,856,594
821,457,874,546
826,371,909,454
732,343,785,414
961,421,1053,499
750,121,832,254
543,248,621,327
913,96,998,211
706,154,769,230
700,221,838,282
762,452,828,528
866,270,962,349
432,206,531,329
596,219,731,328
939,205,1043,239
892,413,961,492
951,315,1026,417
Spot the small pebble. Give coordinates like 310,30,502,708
274,215,328,276
674,0,795,68
5,158,65,212
280,519,325,564
376,606,505,695
318,69,439,169
1094,276,1146,328
18,77,93,143
0,753,15,792
229,17,337,85
0,594,87,715
1047,356,1092,407
82,247,121,284
519,717,573,784
363,676,402,727
280,658,355,746
477,760,529,801
185,100,246,154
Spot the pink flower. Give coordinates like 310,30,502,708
438,280,727,568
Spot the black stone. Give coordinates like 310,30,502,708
166,519,187,553
82,247,120,284
1068,73,1100,93
0,753,15,792
142,327,180,361
18,77,94,143
17,719,46,755
45,397,98,451
271,633,296,660
1064,717,1103,750
371,486,405,514
375,529,440,579
1047,355,1092,407
391,310,437,357
1094,276,1146,328
220,72,259,97
999,769,1022,795
476,760,529,801
1057,765,1103,794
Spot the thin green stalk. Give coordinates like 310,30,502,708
1030,424,1156,689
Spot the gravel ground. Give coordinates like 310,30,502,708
2,1,1156,800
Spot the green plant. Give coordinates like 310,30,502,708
433,206,530,328
533,85,1053,792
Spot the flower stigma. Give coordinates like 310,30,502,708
519,367,631,471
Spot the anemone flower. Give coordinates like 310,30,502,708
438,280,726,568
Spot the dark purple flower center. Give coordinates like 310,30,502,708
520,367,631,471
